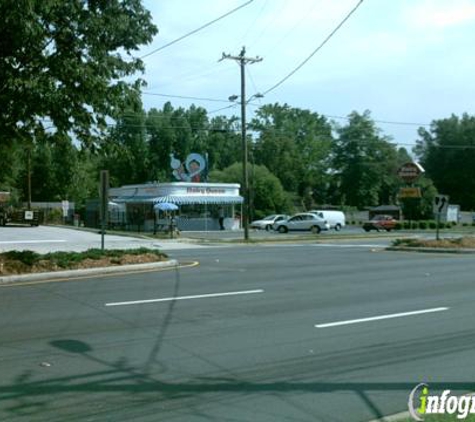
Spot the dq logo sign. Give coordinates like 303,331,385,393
170,153,207,183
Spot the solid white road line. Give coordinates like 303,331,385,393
315,307,449,328
0,239,66,244
105,289,264,307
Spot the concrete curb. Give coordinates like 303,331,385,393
0,259,179,285
387,246,475,254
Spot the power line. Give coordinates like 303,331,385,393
142,91,231,104
262,0,364,96
208,104,239,115
140,0,255,59
325,114,431,127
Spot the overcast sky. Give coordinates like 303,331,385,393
137,0,475,149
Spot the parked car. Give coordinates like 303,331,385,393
250,214,289,231
309,210,346,231
273,212,330,234
363,215,397,232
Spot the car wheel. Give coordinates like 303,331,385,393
311,225,321,234
386,228,392,232
364,227,371,232
334,224,342,231
278,225,287,233
265,224,271,231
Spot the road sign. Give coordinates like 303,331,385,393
398,162,424,183
398,187,422,198
433,195,449,215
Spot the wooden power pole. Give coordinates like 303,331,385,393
220,47,262,241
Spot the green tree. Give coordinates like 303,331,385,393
0,143,23,192
332,111,399,208
0,0,157,146
250,103,333,201
100,109,149,186
414,113,475,209
210,162,291,219
206,115,241,171
399,176,437,220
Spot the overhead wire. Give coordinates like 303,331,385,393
233,0,270,51
262,0,365,96
142,92,231,104
263,0,320,57
140,0,255,59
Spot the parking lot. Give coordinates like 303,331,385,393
0,225,203,253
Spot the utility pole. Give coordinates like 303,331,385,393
220,47,262,241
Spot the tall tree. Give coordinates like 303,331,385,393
210,162,291,219
206,115,241,171
250,103,333,201
332,111,399,208
414,113,475,209
0,0,157,146
100,109,149,186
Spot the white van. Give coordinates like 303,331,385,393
309,210,346,231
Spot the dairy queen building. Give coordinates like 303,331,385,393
103,181,243,232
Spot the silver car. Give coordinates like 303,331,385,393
273,212,330,234
250,214,289,231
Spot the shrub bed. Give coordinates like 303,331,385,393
0,248,168,276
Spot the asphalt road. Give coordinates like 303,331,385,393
1,243,475,421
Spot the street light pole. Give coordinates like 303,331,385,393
221,47,262,241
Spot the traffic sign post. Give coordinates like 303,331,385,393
100,170,109,251
433,194,449,240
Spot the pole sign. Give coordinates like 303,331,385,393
398,187,422,199
398,162,424,183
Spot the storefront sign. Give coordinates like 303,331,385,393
186,187,226,195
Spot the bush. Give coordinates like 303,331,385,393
418,221,427,230
392,238,420,247
403,221,411,230
394,222,402,230
428,221,437,229
3,250,40,266
411,222,419,230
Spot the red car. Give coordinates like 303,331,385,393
363,215,397,232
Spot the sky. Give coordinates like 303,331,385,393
136,0,475,150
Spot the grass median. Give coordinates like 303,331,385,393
392,236,475,249
0,248,168,276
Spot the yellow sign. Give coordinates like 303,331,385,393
398,187,422,198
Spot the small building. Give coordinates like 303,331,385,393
106,182,243,232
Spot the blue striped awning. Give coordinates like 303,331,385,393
154,195,243,205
